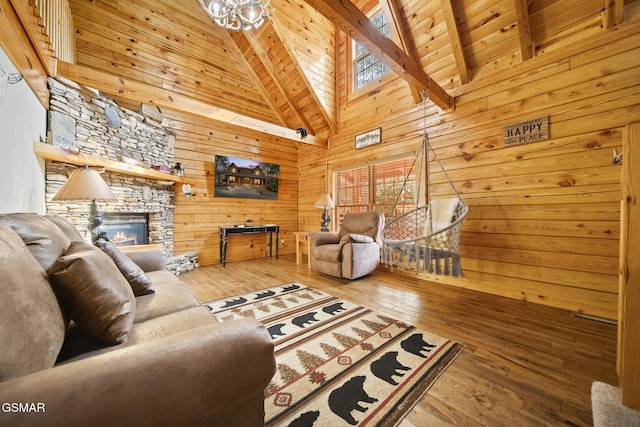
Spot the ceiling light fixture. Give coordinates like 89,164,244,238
199,0,273,31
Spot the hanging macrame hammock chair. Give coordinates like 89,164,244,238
382,115,468,277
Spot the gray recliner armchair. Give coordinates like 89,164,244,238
309,211,385,279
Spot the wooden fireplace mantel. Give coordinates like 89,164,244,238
34,142,191,184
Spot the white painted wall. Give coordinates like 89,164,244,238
0,47,47,214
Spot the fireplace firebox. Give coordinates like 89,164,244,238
100,213,149,246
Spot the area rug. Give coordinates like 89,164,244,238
205,283,463,426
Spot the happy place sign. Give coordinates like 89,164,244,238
503,116,549,146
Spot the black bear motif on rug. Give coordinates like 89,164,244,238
328,375,379,425
401,333,437,358
370,351,412,385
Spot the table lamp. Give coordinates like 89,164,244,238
314,192,334,232
53,164,117,241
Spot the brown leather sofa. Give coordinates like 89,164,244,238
0,213,275,426
310,211,385,279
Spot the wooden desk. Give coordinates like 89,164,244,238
293,232,311,268
219,225,279,267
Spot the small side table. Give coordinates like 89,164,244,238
293,232,311,268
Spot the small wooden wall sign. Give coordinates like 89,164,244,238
140,103,163,124
503,116,549,146
355,127,381,149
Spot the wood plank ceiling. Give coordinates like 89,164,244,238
61,0,631,144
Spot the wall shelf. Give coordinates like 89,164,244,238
34,142,190,184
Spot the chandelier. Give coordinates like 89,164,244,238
199,0,273,31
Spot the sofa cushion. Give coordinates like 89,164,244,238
95,240,155,296
134,270,200,323
49,242,136,345
44,215,85,242
0,222,66,381
0,212,71,272
57,306,218,363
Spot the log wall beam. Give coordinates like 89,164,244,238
379,0,422,102
56,61,328,148
605,0,625,29
514,0,534,61
441,0,470,83
618,121,640,410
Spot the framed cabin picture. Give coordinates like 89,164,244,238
214,155,280,200
355,127,381,149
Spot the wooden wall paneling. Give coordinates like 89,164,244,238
271,0,338,133
69,0,279,123
530,0,603,42
229,26,306,129
455,12,640,98
166,109,299,266
268,10,338,136
533,15,603,56
297,8,640,319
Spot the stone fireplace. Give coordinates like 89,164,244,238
44,77,197,274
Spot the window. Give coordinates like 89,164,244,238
354,11,392,89
335,165,369,221
372,157,416,217
334,154,417,225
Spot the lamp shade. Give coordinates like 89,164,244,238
53,165,117,201
314,193,334,209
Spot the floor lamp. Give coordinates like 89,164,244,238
53,164,117,241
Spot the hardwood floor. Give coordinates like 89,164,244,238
180,255,618,426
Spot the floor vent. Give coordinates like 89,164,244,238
571,313,618,327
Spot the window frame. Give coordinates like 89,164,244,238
352,10,392,91
346,7,397,101
331,153,424,229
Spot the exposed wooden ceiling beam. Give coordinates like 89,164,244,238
8,0,57,76
56,61,328,148
300,0,454,110
441,0,470,83
236,23,317,134
378,0,422,103
514,0,534,61
604,0,625,28
0,0,49,108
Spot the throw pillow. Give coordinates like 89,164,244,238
44,215,85,242
0,213,71,272
49,242,135,345
340,234,374,244
95,240,155,296
0,222,66,381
